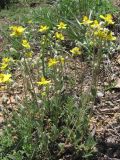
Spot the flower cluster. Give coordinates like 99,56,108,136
94,28,116,41
100,14,114,25
54,22,67,40
81,14,116,42
6,15,116,92
0,57,12,85
0,57,11,71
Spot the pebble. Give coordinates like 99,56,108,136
97,91,104,98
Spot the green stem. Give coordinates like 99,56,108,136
23,57,39,108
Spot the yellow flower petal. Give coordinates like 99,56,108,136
39,25,49,32
48,58,59,67
37,77,51,86
10,26,25,37
0,74,12,83
70,47,81,56
81,16,93,25
54,32,64,40
22,40,31,49
57,22,67,30
100,14,114,24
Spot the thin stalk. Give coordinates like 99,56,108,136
23,57,39,108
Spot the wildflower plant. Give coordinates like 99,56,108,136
0,11,117,160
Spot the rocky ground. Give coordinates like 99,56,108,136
92,54,120,159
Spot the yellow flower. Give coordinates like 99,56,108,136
10,26,25,37
2,57,11,63
70,47,81,56
55,32,64,40
22,40,31,49
25,52,33,58
94,28,116,41
48,58,59,67
100,14,114,25
57,22,67,30
81,16,93,25
37,77,51,86
0,57,11,71
0,63,8,70
106,32,116,41
39,25,49,32
0,73,11,83
94,28,107,39
91,20,101,29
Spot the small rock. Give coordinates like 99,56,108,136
114,78,120,89
0,113,4,124
106,136,116,143
1,95,8,104
97,91,104,98
0,105,3,111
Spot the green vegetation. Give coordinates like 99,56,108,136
0,0,119,159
